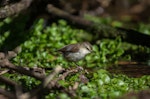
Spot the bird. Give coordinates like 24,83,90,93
58,42,93,66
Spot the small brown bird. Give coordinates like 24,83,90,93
58,42,93,64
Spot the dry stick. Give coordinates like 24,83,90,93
52,67,81,83
0,76,18,86
47,67,83,98
47,4,93,27
43,66,63,88
0,58,81,88
0,75,24,99
0,59,45,80
28,67,82,98
0,59,62,99
0,67,80,98
0,59,45,98
0,69,9,75
15,85,24,99
0,0,33,18
0,88,16,99
19,66,63,99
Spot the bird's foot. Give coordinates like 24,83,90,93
76,66,84,71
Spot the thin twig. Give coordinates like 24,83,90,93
0,69,9,75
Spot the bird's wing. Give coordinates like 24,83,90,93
58,44,79,52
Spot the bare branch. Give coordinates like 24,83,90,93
0,69,9,75
0,88,16,99
0,0,33,18
0,59,45,80
0,76,17,86
43,65,63,88
47,4,93,27
18,66,63,99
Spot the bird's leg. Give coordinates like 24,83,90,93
74,62,79,66
73,62,84,71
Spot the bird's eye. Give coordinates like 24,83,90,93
86,46,92,51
